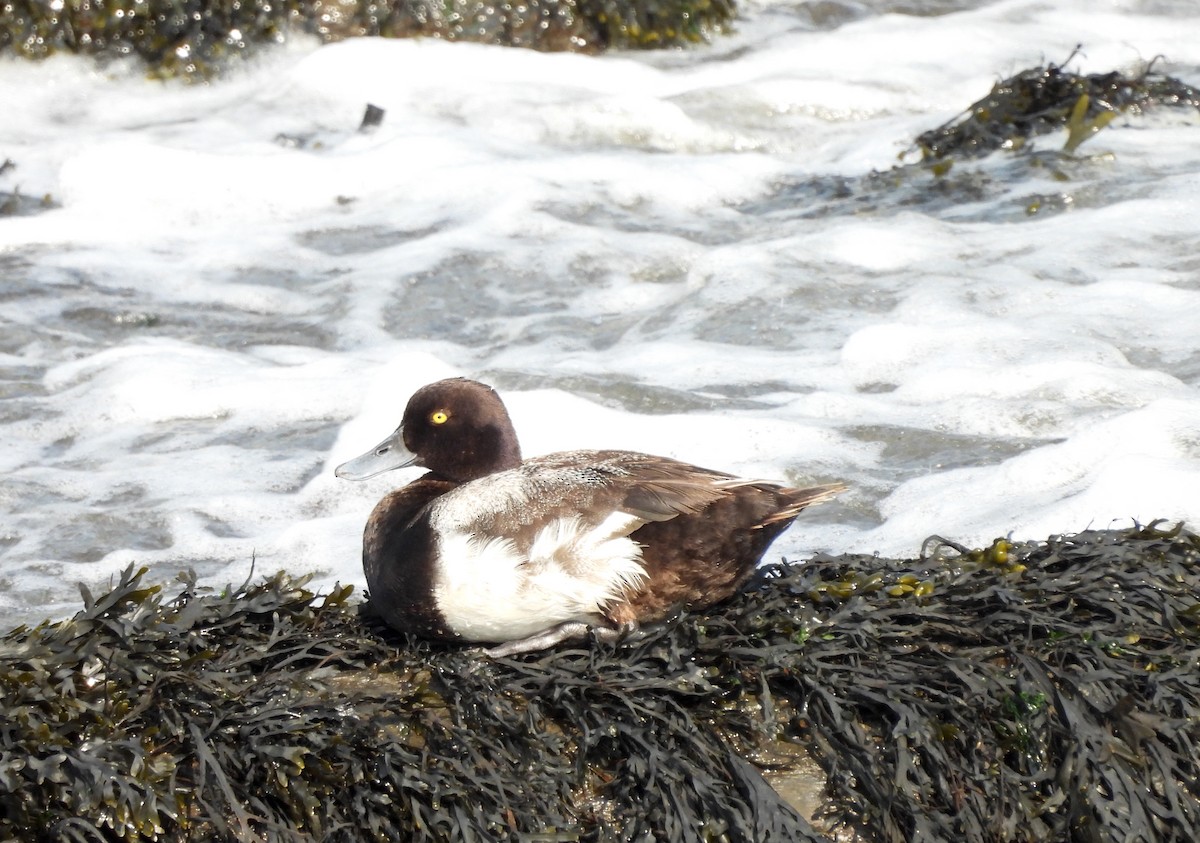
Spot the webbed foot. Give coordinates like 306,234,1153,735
483,621,592,658
589,620,641,646
482,620,642,658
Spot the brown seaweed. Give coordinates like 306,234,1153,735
914,50,1200,161
741,53,1200,223
0,0,735,79
0,159,58,217
1,522,1198,841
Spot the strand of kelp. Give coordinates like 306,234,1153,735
1,522,1197,841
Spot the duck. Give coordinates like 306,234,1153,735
335,377,844,657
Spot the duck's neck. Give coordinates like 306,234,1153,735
484,427,522,474
458,429,520,482
436,424,522,482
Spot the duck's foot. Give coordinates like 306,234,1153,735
483,622,591,658
589,621,641,646
483,621,641,658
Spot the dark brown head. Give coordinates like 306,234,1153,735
336,378,523,483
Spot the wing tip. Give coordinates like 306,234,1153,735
761,481,847,526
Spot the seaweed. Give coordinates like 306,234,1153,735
0,159,58,217
0,0,734,79
741,54,1200,223
2,522,1199,841
913,50,1200,161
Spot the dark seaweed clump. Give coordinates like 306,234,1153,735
0,0,734,78
743,54,1200,222
2,522,1198,842
914,51,1200,161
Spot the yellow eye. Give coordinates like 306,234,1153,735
430,410,450,425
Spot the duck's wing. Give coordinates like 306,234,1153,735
759,482,845,526
541,450,749,524
535,451,845,526
420,450,737,551
434,449,832,536
606,477,845,627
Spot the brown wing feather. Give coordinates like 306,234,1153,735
759,483,845,526
519,450,741,525
606,481,846,625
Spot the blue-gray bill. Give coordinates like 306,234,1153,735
334,427,419,480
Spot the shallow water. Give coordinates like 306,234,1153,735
1,0,1199,627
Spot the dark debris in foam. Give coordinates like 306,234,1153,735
2,522,1199,841
1,158,59,218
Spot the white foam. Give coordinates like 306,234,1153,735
867,398,1200,555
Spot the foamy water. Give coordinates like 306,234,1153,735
2,0,1199,628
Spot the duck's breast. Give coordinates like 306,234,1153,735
428,482,649,642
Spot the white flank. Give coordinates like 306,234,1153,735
432,513,647,642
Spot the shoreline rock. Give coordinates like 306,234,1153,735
0,0,735,79
2,522,1197,841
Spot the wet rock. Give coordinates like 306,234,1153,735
1,522,1197,841
0,0,736,79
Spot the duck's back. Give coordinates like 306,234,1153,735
430,450,745,539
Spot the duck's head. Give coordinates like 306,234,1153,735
335,378,523,483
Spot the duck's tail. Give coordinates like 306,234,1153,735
760,482,846,527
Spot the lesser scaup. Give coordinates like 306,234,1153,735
336,378,844,657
